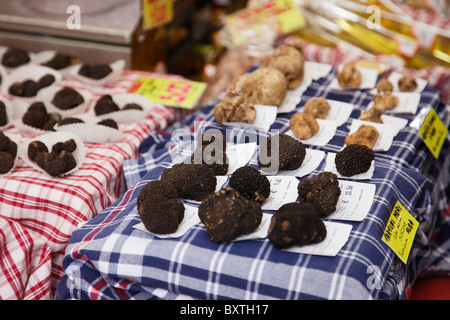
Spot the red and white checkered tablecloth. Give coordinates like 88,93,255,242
0,70,188,299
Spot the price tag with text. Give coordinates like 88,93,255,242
382,201,419,264
128,76,207,109
419,108,448,159
142,0,173,30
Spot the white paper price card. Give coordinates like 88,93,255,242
134,204,200,239
347,119,396,152
324,152,375,180
367,91,420,115
226,142,257,174
324,100,354,127
283,221,352,257
261,176,300,211
304,61,332,81
328,180,376,221
277,148,325,177
380,115,408,136
234,213,272,241
278,76,312,114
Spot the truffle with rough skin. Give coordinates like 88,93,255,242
335,144,375,177
51,87,84,110
198,188,262,243
373,92,398,111
8,75,55,97
79,63,112,80
345,124,379,149
297,171,341,218
42,53,80,70
213,87,256,125
137,180,185,234
303,97,331,119
0,132,17,174
0,151,15,174
94,95,120,116
229,166,270,204
122,103,143,111
233,67,287,107
191,131,228,175
0,101,7,126
268,202,327,249
28,139,78,176
376,79,393,93
97,118,118,129
260,44,304,90
57,117,85,126
398,75,417,92
359,106,383,123
336,63,362,88
1,48,30,68
22,102,60,131
258,133,306,173
161,163,217,201
289,112,319,140
28,140,48,161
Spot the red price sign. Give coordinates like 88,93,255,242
142,0,173,30
129,76,207,109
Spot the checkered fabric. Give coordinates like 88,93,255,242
0,70,187,298
55,64,449,300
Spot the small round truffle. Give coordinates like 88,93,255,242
51,87,84,110
398,75,417,92
97,118,118,129
344,124,379,149
336,63,362,88
376,79,393,93
289,112,319,140
267,202,327,249
297,171,341,218
303,97,331,119
258,133,306,173
42,53,79,70
58,117,85,126
38,74,56,89
122,103,143,111
1,48,30,68
213,87,256,125
137,180,185,234
161,163,217,201
359,106,383,123
335,144,375,177
28,140,48,161
373,92,398,111
229,166,270,204
94,95,120,116
79,63,112,79
198,188,262,243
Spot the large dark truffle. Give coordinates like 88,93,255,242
94,95,120,116
1,48,30,68
198,188,263,243
137,180,185,234
190,131,228,175
28,139,78,176
229,166,270,204
0,101,7,126
268,202,327,249
0,131,17,174
335,144,375,177
42,53,79,70
258,133,306,173
161,163,217,201
79,63,112,80
22,102,59,131
297,172,341,218
51,87,84,110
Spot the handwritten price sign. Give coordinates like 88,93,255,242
142,0,173,30
129,76,207,109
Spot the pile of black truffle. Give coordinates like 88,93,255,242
28,139,77,176
0,131,17,174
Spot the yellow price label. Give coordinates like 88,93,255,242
419,108,448,159
382,201,419,264
128,76,206,109
142,0,173,30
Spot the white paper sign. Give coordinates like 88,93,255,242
287,118,337,147
234,213,272,241
380,114,408,136
261,176,299,211
388,71,427,92
329,67,378,90
276,148,325,177
278,76,312,114
224,105,277,131
226,142,257,174
304,61,332,81
347,119,396,152
283,221,352,257
324,152,375,180
329,180,376,221
367,91,420,114
323,100,354,127
134,204,201,239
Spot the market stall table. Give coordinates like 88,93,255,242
55,65,449,300
0,69,188,298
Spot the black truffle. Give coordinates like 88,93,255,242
122,103,143,111
198,188,263,243
51,87,84,110
0,132,17,174
258,133,306,173
42,53,79,70
297,172,341,218
268,202,327,249
161,163,217,201
0,101,7,126
58,117,85,126
28,139,78,176
0,151,15,174
94,95,120,116
97,118,118,129
79,63,112,80
137,180,185,234
8,74,55,97
335,144,375,177
1,48,30,68
28,140,48,161
22,102,59,131
190,131,228,175
229,166,270,204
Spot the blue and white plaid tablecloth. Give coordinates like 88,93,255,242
55,67,450,300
